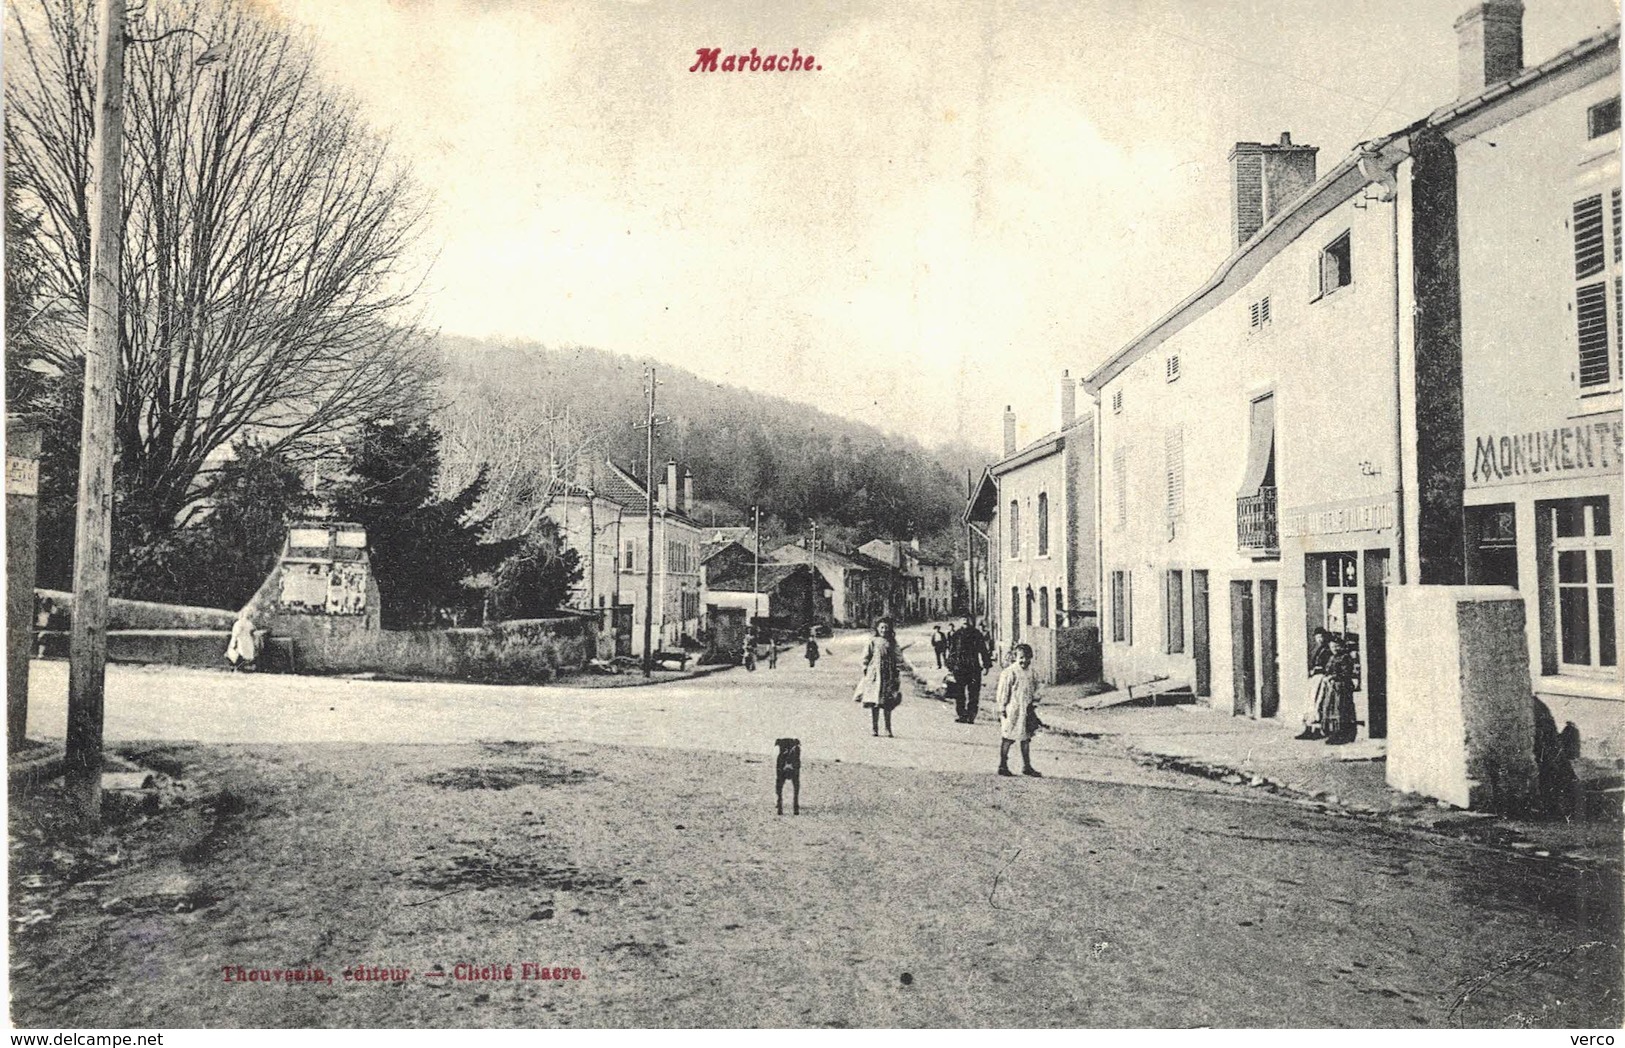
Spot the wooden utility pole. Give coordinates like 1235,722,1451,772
636,369,666,677
65,0,128,825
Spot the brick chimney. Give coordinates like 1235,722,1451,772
664,460,678,511
681,468,693,513
1003,406,1017,457
1059,369,1076,429
1456,0,1523,98
1229,132,1318,248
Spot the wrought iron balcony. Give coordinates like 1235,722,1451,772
1237,487,1278,553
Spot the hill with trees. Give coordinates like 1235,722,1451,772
436,337,992,562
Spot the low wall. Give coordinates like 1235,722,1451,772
37,589,237,631
284,617,591,683
1386,586,1538,811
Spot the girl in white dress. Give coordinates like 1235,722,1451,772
996,643,1043,777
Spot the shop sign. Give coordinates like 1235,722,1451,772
1279,495,1396,538
1468,415,1622,487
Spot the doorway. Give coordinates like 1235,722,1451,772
1259,579,1279,719
1230,581,1256,716
1192,570,1211,697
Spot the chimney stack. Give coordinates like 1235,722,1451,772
681,468,693,513
1455,0,1523,98
1002,406,1017,457
665,460,679,511
1059,369,1076,429
1228,132,1318,248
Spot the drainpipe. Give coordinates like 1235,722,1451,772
1362,145,1408,585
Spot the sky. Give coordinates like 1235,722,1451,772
264,0,1618,455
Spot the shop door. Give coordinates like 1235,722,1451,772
1321,552,1366,731
1230,581,1256,716
1259,580,1279,719
1192,571,1211,697
612,606,633,657
1363,550,1389,739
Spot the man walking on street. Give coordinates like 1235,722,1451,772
930,625,947,668
947,616,992,724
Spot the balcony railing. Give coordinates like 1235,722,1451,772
1237,487,1278,553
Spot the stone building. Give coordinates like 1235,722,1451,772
596,459,705,657
1084,3,1620,759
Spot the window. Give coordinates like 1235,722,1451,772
1037,492,1050,555
1165,425,1185,538
1025,587,1034,627
1571,190,1622,388
1113,447,1127,528
1589,97,1621,139
1165,354,1181,382
1111,389,1123,413
1165,569,1185,654
1319,231,1352,296
1011,586,1021,643
622,539,636,570
1009,500,1021,557
1054,588,1064,626
1039,588,1049,627
1249,295,1272,328
1551,498,1615,672
1109,570,1133,644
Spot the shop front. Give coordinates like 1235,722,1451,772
1279,494,1399,740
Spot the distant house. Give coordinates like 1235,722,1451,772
596,459,704,657
771,541,905,628
703,561,833,635
540,468,628,635
859,538,956,621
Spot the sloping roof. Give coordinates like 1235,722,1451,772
964,467,1000,526
706,561,825,593
600,459,701,525
1082,25,1619,394
701,539,753,564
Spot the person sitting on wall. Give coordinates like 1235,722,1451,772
226,610,260,673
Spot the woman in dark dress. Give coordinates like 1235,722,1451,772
1321,635,1359,745
1297,627,1333,740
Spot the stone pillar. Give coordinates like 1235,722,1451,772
1386,585,1537,810
7,419,42,751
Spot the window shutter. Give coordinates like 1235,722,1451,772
1250,301,1260,328
1113,447,1127,527
1164,425,1185,534
1613,188,1622,264
1165,354,1181,382
1577,281,1611,387
1260,295,1271,324
1574,194,1606,279
1112,389,1123,413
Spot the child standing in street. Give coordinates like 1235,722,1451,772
996,643,1043,777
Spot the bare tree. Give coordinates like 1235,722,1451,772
439,383,612,542
5,0,437,534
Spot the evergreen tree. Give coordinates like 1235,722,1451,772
487,520,584,621
331,420,515,628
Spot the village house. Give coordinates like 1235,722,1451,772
770,540,894,628
594,459,705,658
540,464,628,648
701,561,834,637
964,373,1099,682
858,538,955,621
1083,3,1621,756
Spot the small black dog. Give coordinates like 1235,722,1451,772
774,738,801,815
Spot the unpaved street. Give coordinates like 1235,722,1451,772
11,642,1622,1028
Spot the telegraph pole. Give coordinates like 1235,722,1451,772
65,0,128,825
636,369,667,677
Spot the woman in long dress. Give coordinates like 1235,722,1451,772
996,643,1043,777
1296,627,1333,740
853,618,902,737
1321,636,1359,745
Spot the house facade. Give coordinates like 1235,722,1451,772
703,562,834,635
858,539,954,621
598,459,705,657
966,374,1099,681
1085,3,1621,748
770,541,892,627
1442,20,1622,752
